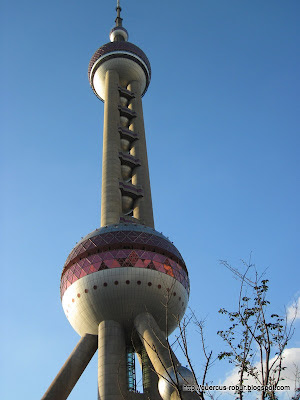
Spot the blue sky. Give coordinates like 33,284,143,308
1,0,300,399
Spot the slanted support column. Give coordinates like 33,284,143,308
98,320,127,399
42,334,98,400
134,313,198,400
101,69,122,227
128,81,154,228
134,312,179,377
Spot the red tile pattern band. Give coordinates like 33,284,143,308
88,41,151,81
60,249,189,298
63,230,186,272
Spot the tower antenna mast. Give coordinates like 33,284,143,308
116,0,122,27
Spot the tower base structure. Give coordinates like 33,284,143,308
43,312,198,400
43,224,196,399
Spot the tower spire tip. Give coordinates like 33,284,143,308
110,0,128,42
116,0,122,27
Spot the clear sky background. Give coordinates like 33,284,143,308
1,0,300,399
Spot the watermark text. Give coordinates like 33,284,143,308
183,384,291,392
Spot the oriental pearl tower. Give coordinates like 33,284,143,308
42,2,196,399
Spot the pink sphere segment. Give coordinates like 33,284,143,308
61,225,189,299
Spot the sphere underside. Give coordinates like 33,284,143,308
61,224,189,336
91,57,147,102
62,268,188,337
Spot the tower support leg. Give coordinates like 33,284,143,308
42,333,98,400
134,312,179,377
134,312,198,400
98,320,127,399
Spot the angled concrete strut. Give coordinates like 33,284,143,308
42,334,98,400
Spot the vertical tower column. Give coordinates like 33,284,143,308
98,320,127,399
101,70,122,227
137,347,161,399
128,80,154,228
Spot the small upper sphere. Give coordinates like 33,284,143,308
158,366,196,400
88,41,151,102
109,26,129,42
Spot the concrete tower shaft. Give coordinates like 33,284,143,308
98,70,154,227
88,7,153,228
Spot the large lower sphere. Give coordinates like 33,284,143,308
61,224,190,337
